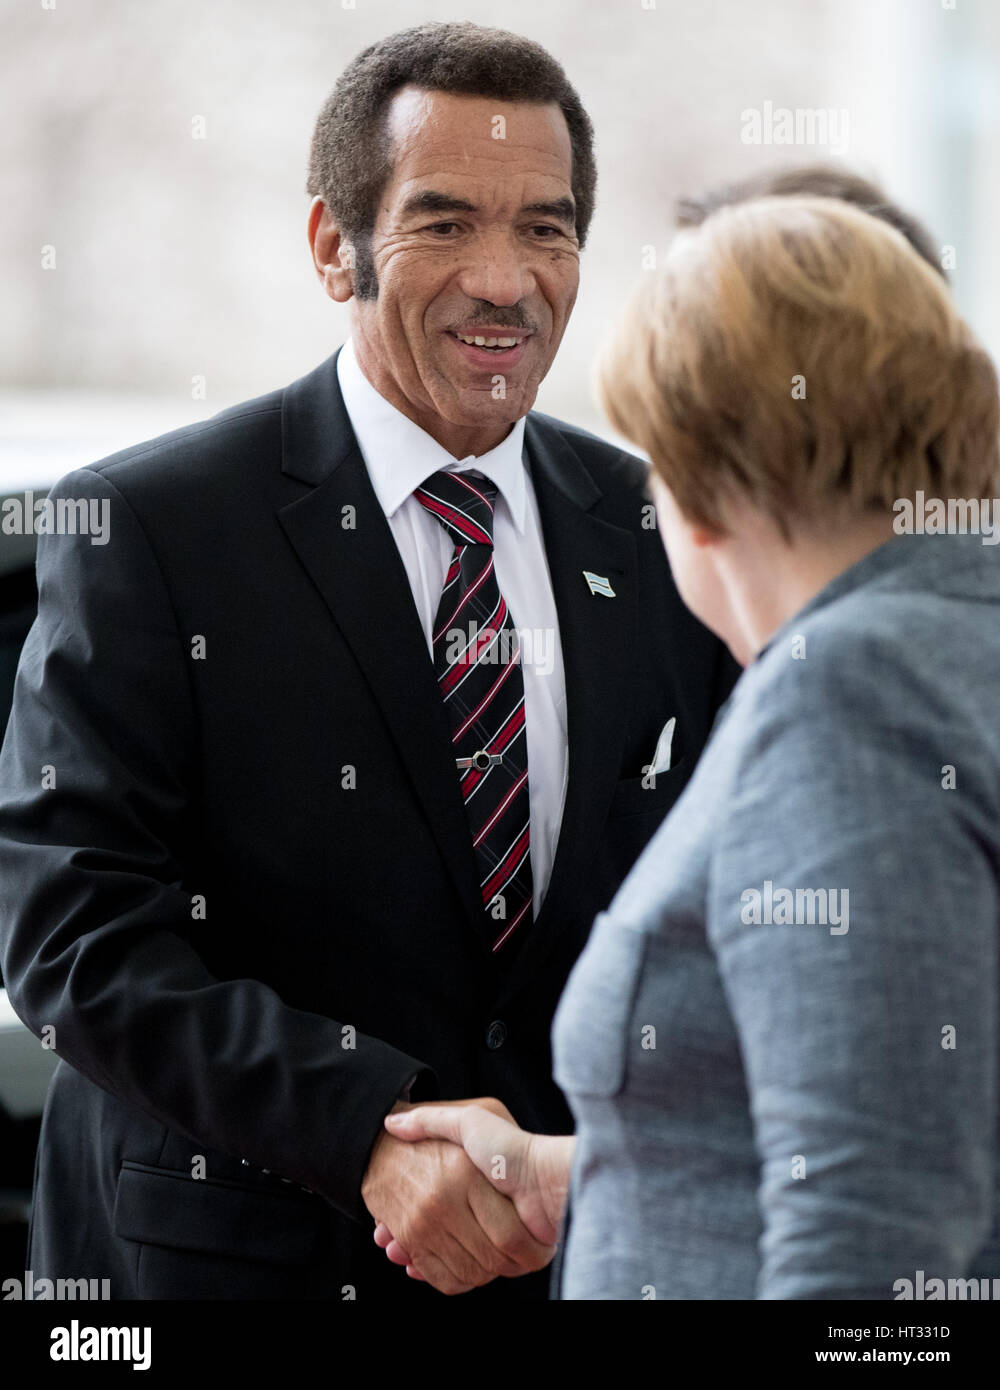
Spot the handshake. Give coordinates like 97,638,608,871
360,1097,575,1295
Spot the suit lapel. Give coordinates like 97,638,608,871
275,353,639,989
494,414,638,1004
276,351,490,955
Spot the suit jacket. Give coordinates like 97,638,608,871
0,348,737,1300
551,530,1000,1298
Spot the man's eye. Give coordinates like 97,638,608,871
529,225,562,239
427,222,461,236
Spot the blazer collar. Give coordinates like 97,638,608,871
280,347,601,511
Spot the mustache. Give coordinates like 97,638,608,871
449,303,536,332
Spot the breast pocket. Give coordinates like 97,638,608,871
552,913,648,1098
608,757,687,818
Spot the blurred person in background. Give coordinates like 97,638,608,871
673,161,947,281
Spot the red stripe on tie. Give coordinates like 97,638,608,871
452,648,521,742
472,768,529,848
439,595,507,695
481,825,530,903
492,896,532,952
489,702,525,755
452,473,495,513
416,492,492,546
432,556,494,645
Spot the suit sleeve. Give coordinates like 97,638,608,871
706,642,998,1298
0,466,437,1224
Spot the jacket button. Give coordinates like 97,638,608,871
486,1020,507,1050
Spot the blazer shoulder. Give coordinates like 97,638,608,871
73,386,286,499
528,409,650,495
739,583,986,758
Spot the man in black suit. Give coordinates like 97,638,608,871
0,22,736,1300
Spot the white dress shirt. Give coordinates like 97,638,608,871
336,337,568,916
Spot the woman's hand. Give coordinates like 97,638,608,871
373,1097,575,1274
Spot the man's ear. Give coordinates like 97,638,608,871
307,196,356,304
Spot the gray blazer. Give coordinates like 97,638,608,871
551,530,1000,1298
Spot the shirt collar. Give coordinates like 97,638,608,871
336,336,528,534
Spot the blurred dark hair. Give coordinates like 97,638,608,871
675,164,946,281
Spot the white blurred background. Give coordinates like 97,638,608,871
2,0,999,492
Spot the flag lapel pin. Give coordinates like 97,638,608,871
583,570,616,598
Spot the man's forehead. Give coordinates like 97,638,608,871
384,86,573,178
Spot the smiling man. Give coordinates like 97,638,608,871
309,82,582,452
0,22,737,1301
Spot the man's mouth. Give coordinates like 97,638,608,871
445,329,534,370
449,329,532,353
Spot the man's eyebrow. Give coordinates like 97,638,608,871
400,191,478,217
399,191,577,228
521,197,576,227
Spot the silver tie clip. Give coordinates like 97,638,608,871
456,751,503,772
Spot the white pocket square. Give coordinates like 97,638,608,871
648,717,676,775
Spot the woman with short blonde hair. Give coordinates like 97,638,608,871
601,195,998,539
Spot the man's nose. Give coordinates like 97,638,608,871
456,235,535,307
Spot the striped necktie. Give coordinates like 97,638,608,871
414,468,534,954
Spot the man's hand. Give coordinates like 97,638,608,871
383,1100,574,1246
361,1097,556,1295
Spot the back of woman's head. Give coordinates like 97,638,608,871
597,195,1000,536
